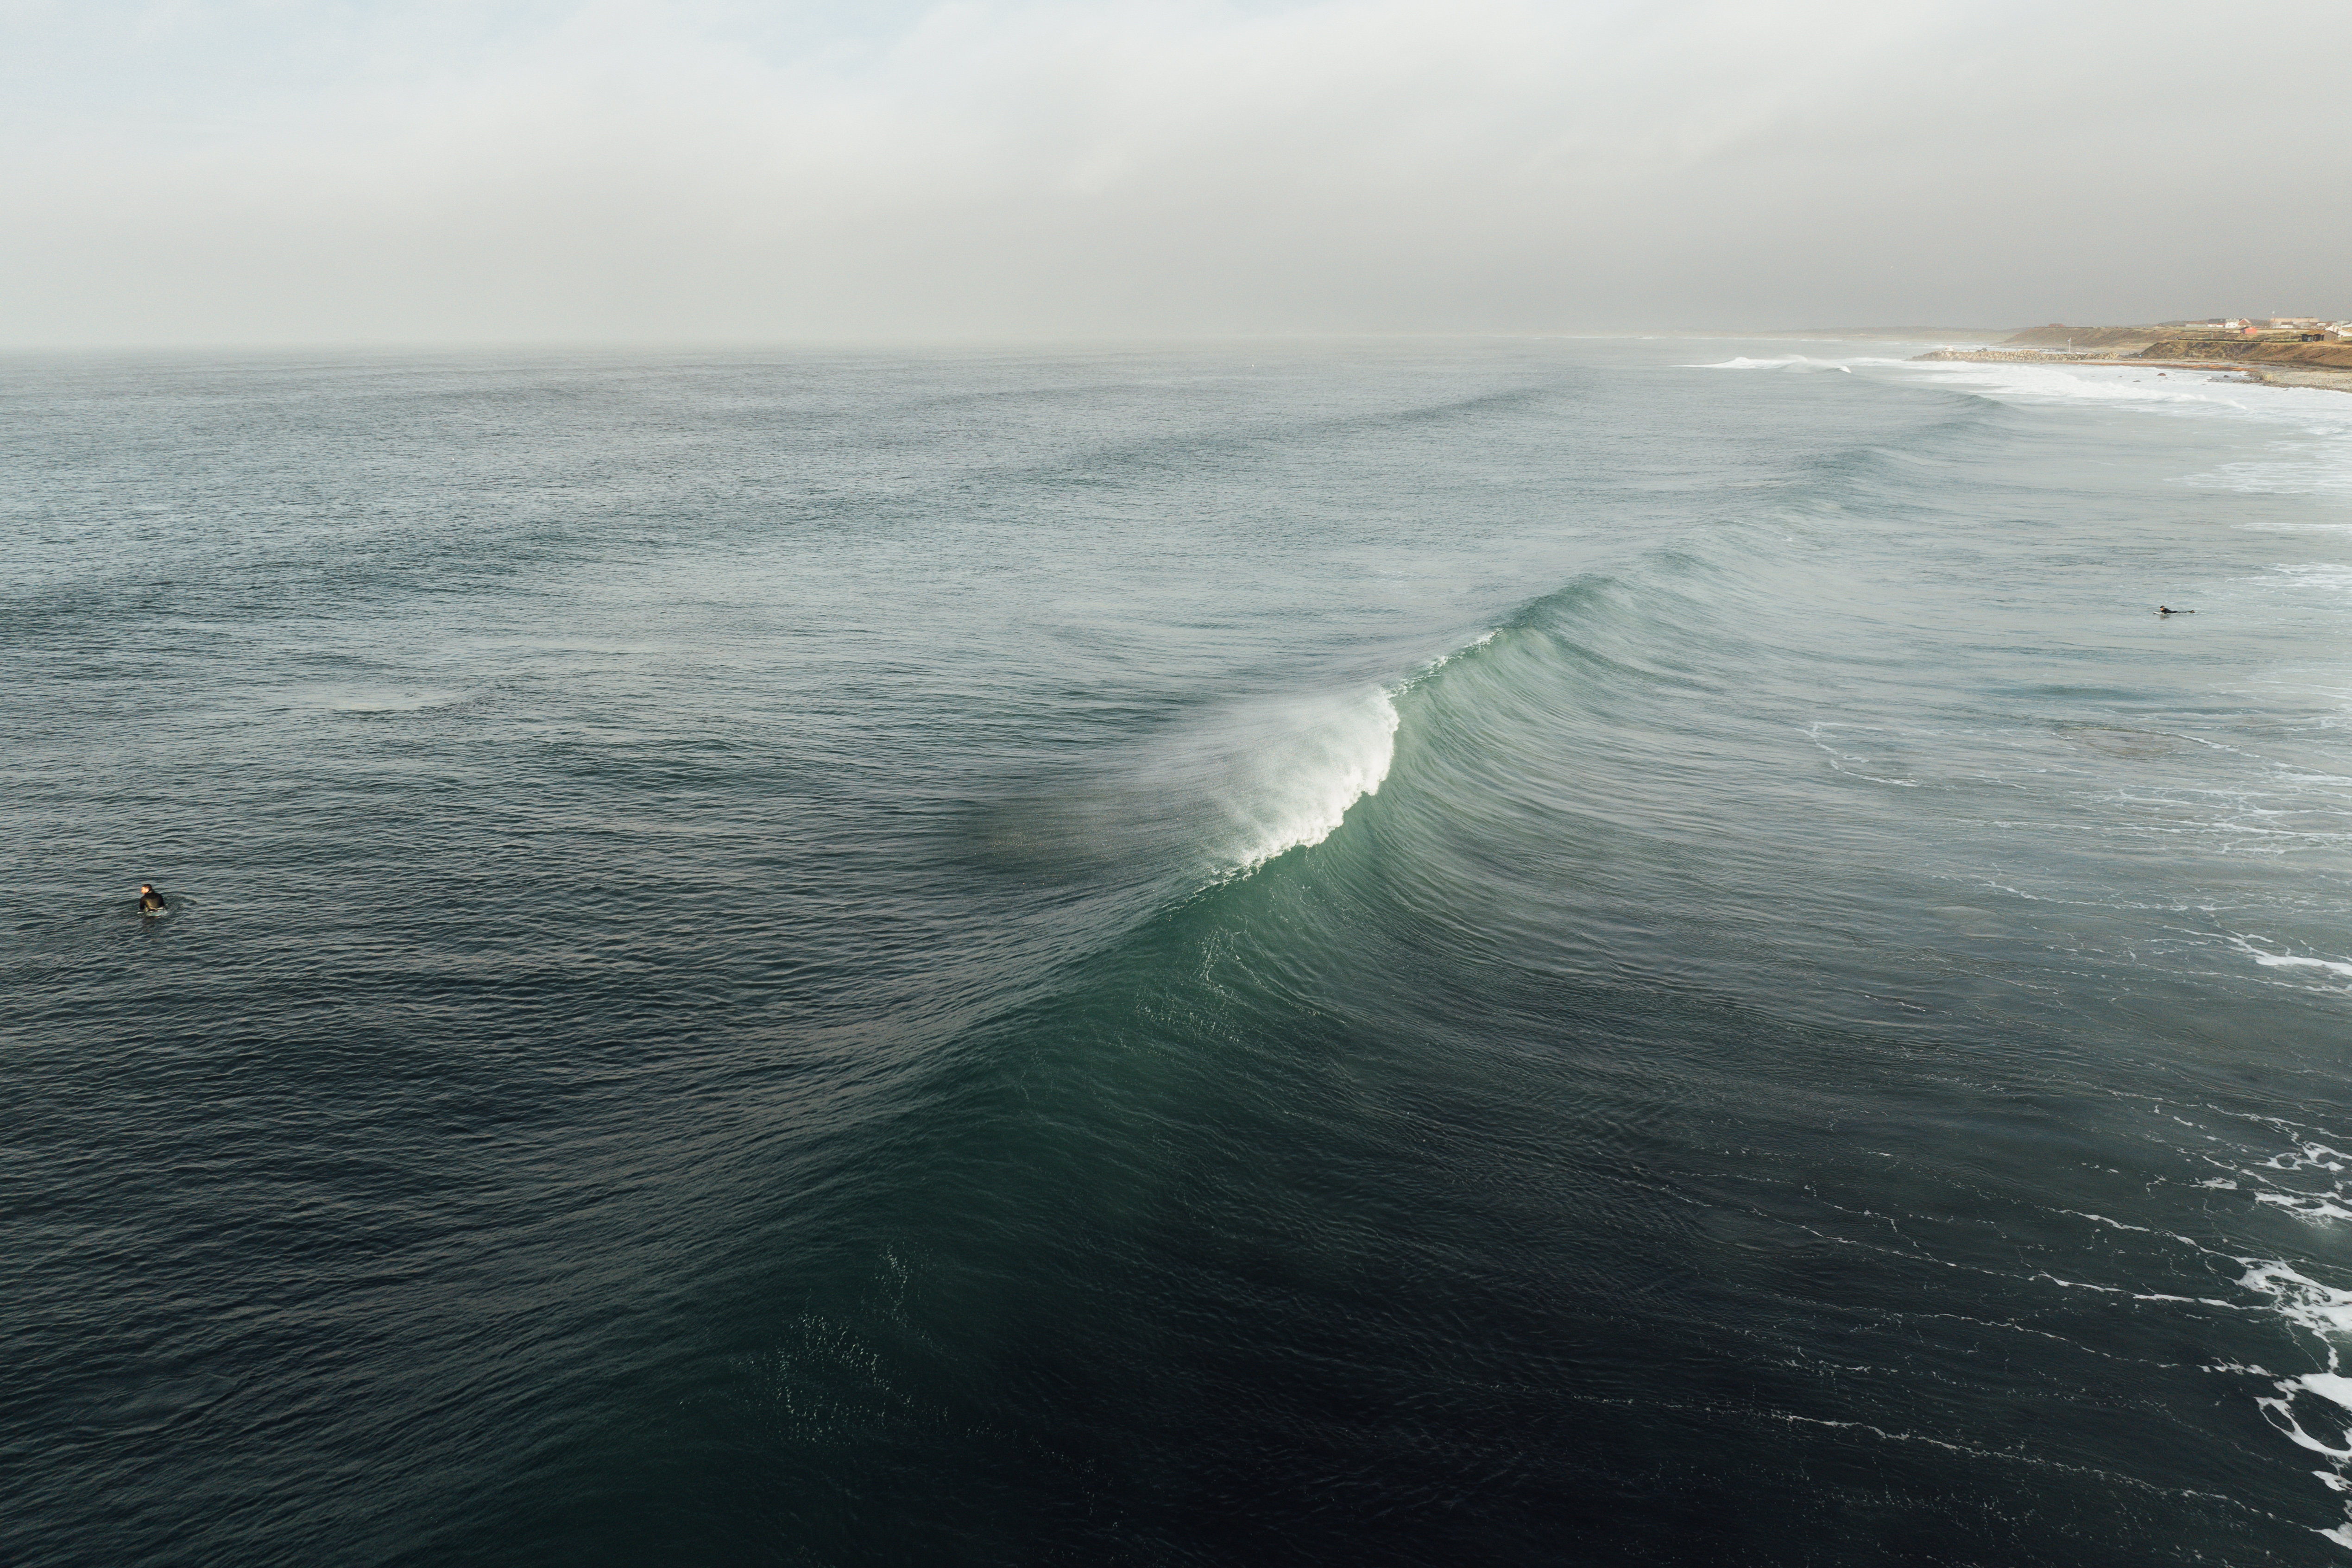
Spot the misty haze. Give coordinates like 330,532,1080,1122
3,0,2347,345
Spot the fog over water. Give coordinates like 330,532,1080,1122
4,0,2348,346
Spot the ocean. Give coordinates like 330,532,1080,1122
7,338,2352,1566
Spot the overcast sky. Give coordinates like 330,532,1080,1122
4,0,2346,346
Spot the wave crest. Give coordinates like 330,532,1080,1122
1217,689,1400,875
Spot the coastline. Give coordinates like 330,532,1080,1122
1914,347,2352,395
2238,364,2352,392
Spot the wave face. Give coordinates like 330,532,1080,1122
9,340,2352,1566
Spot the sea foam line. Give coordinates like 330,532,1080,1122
2231,935,2352,985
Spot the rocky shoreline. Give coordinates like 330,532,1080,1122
2238,365,2352,392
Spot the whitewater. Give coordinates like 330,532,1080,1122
6,338,2352,1566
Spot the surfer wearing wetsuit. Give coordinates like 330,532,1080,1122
2158,605,2192,616
137,883,166,913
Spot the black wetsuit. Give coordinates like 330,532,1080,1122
138,890,165,913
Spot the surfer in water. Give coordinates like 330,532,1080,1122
137,883,166,914
2158,605,2193,616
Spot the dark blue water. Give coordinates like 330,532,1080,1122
8,340,2352,1565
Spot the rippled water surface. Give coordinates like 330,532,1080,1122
7,340,2352,1566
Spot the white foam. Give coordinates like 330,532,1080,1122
2240,1260,2352,1344
1217,688,1400,875
2240,1138,2352,1222
1688,354,1904,372
1900,358,2352,501
2259,1144,2352,1174
2230,935,2352,983
1201,632,1521,877
2267,564,2352,601
2100,1120,2352,1546
2239,1260,2352,1538
1908,358,2260,409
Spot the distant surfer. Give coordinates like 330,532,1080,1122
2158,605,2193,616
137,883,166,914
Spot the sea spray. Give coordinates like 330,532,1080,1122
1212,688,1401,876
